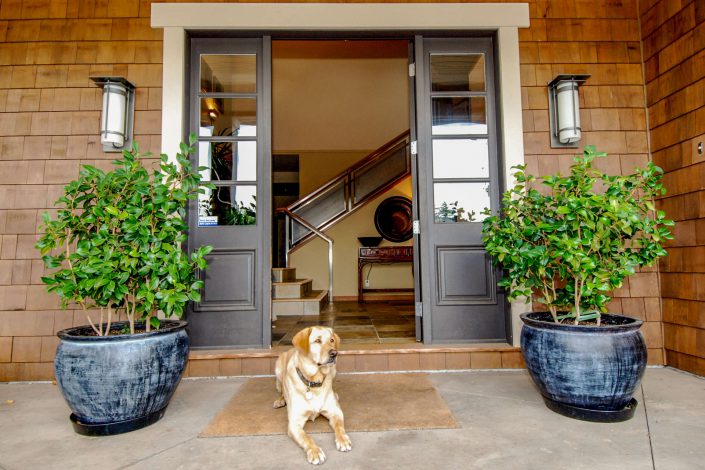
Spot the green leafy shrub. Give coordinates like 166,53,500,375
36,136,213,335
482,146,674,324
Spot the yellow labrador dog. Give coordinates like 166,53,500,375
274,326,352,465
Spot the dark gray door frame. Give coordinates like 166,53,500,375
409,39,423,342
187,37,272,349
415,36,508,344
185,32,507,348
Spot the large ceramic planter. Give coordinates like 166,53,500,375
54,320,189,436
520,312,647,422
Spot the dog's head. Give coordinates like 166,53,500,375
292,326,341,367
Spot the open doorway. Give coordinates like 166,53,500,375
270,39,417,346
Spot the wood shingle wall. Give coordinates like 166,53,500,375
0,0,162,380
520,0,663,364
0,0,670,381
640,0,705,376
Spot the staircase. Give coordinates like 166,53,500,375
272,267,329,316
272,130,411,305
277,130,411,256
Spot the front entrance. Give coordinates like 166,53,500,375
270,39,417,346
186,34,507,348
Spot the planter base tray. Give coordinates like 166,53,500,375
70,406,167,436
542,397,638,423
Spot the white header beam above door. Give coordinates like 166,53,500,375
151,3,530,30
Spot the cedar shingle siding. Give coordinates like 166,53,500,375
0,0,684,380
640,0,705,376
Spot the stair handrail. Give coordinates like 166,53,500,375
277,208,334,301
285,129,411,213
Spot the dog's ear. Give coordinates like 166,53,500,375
333,332,341,349
292,327,311,354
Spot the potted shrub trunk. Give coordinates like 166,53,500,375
482,146,673,422
36,136,212,435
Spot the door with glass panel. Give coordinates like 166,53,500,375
187,38,271,348
415,37,506,342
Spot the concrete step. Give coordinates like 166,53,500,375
272,278,313,299
272,267,296,283
272,290,329,316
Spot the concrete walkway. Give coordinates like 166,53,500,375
0,367,703,470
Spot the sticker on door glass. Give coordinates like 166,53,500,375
198,215,219,227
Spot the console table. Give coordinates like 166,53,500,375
358,246,414,303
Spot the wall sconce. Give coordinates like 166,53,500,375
548,74,590,148
90,76,136,152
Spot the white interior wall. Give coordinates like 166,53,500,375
273,55,409,152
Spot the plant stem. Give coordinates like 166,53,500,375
550,279,558,319
85,313,100,336
574,277,581,325
130,297,136,334
541,283,558,323
106,304,112,336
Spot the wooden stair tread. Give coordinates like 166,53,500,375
272,278,312,286
272,290,327,302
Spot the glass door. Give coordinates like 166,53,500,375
187,37,272,348
415,37,507,343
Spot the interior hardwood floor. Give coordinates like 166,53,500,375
272,300,416,346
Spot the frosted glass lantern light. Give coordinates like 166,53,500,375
548,74,590,148
90,77,136,152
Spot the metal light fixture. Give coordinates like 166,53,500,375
548,74,590,148
90,76,136,152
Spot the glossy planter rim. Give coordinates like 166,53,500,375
57,320,187,342
520,312,643,333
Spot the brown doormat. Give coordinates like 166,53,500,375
200,373,458,437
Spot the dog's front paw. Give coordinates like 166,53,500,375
306,446,326,465
335,433,352,452
273,396,286,408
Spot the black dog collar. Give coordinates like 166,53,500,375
296,367,324,390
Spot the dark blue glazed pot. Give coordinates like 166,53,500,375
54,320,189,436
520,312,647,422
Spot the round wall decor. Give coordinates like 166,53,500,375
374,196,413,243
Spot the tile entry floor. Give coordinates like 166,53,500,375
272,300,416,346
